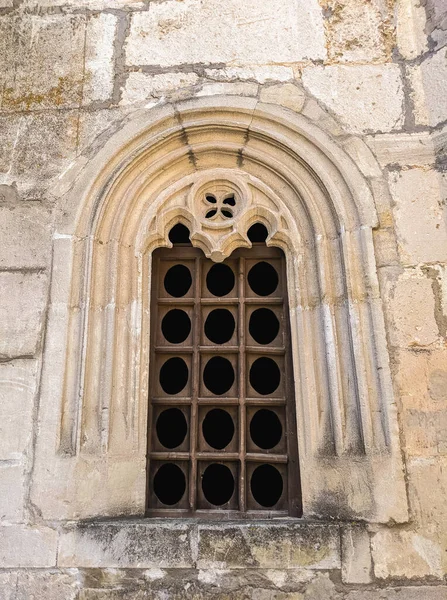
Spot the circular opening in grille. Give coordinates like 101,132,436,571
250,409,282,449
159,357,189,395
202,408,235,450
250,464,283,507
156,408,187,449
153,463,186,505
204,309,235,344
161,309,191,344
248,262,278,296
249,357,280,395
202,463,234,506
206,264,235,297
249,308,280,345
203,357,235,396
164,264,192,297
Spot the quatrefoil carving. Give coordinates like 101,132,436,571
204,192,237,220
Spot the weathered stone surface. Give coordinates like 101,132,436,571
0,272,47,358
0,360,38,460
197,523,340,570
0,463,25,522
58,522,195,568
346,587,447,600
302,65,404,133
423,0,447,51
366,132,436,167
408,47,447,127
260,84,305,113
0,525,57,567
0,112,78,199
26,0,142,8
15,570,80,600
320,0,393,63
341,527,372,584
205,65,294,84
389,168,447,265
0,201,52,269
0,14,116,112
387,272,439,348
396,0,429,59
125,0,326,67
121,72,199,105
197,81,258,98
371,529,443,580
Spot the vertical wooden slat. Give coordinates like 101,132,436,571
238,257,246,513
189,255,201,511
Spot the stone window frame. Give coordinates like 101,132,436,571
31,97,408,523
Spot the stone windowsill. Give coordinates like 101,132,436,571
57,518,344,570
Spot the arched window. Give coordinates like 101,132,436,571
147,224,301,517
31,98,408,524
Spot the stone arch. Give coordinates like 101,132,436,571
33,97,408,522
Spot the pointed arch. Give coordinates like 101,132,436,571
33,97,408,522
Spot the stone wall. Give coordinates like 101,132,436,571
0,0,446,598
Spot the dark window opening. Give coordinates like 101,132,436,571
153,463,186,506
169,223,191,244
202,463,235,506
147,244,301,518
164,264,192,297
204,309,235,344
162,309,191,344
247,223,268,243
202,408,235,450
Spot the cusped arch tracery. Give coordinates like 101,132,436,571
46,97,407,522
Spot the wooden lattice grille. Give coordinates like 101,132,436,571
147,241,301,518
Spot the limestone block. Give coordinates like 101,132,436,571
371,529,443,579
321,0,392,62
341,527,372,583
396,0,429,59
26,0,142,8
366,132,435,167
260,84,305,114
424,0,447,51
302,64,404,134
408,48,447,127
125,0,326,67
15,570,80,600
0,360,38,460
58,522,195,568
205,66,294,84
0,272,47,358
121,72,200,105
0,525,57,567
0,572,17,600
403,407,447,458
197,82,258,98
0,463,25,522
0,14,116,112
0,202,52,269
407,455,447,532
387,272,439,348
0,112,78,199
389,169,447,265
346,587,447,600
83,14,118,105
197,523,340,570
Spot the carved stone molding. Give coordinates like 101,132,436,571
31,97,408,523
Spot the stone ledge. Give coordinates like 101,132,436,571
58,519,341,570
